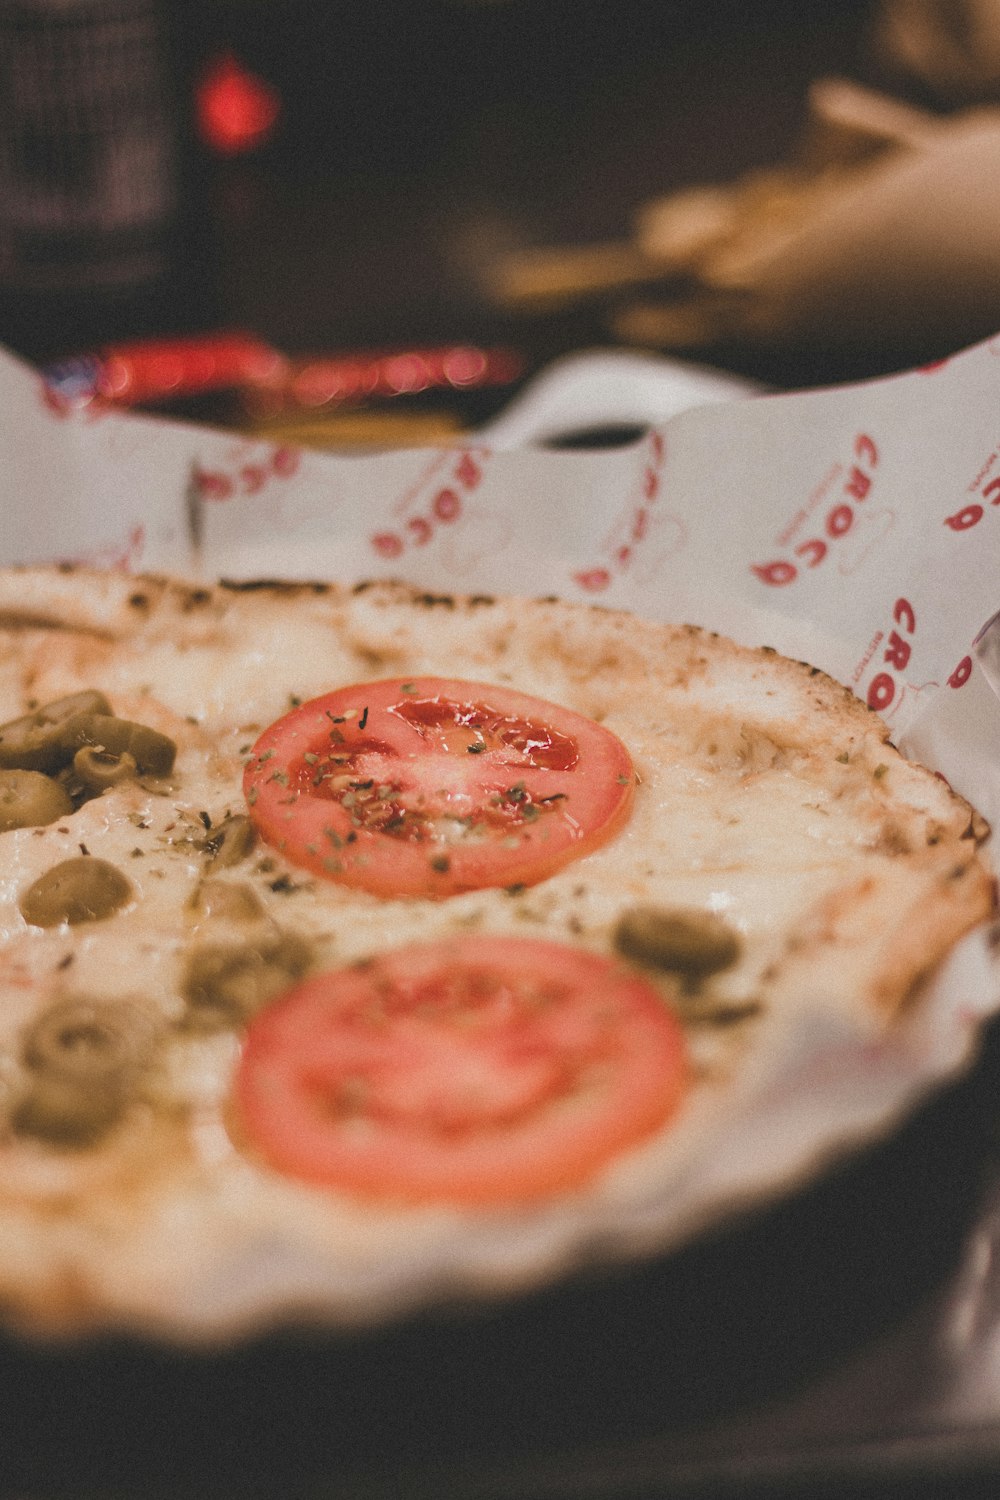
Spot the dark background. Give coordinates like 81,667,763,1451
189,0,898,394
192,0,877,354
2,0,925,398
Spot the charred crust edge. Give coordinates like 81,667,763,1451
218,578,331,596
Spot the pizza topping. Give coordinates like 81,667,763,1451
198,812,256,870
0,690,112,773
0,769,74,831
180,929,312,1032
190,878,264,922
244,678,635,898
13,997,160,1146
19,857,132,928
0,693,176,833
60,714,176,779
14,1076,129,1147
233,934,688,1205
23,997,159,1082
71,746,138,793
614,906,742,980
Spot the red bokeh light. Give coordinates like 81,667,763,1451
196,52,282,156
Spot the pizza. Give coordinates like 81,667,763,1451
0,564,992,1338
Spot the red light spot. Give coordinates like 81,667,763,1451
442,347,487,387
197,53,281,156
383,354,431,394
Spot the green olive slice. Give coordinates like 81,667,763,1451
14,997,160,1147
59,714,176,778
180,931,311,1032
0,769,74,831
614,905,742,979
22,997,158,1083
72,745,138,793
19,857,132,927
0,690,112,773
199,813,255,869
13,1076,128,1147
190,878,264,922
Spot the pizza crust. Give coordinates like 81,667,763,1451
0,565,992,1339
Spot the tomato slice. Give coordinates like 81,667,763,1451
233,935,688,1206
244,677,634,898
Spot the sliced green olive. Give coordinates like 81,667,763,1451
59,714,176,778
190,878,264,922
180,930,311,1032
22,997,158,1083
51,761,92,812
0,769,74,831
614,905,742,979
19,857,132,927
72,745,138,793
13,1075,128,1147
199,813,255,869
0,690,112,773
14,997,160,1147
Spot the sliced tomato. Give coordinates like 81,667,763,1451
243,677,634,898
233,934,687,1206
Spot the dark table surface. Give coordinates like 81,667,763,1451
6,3,1000,1497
